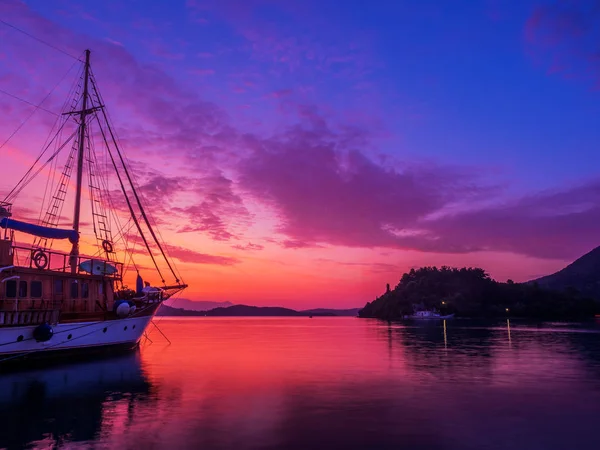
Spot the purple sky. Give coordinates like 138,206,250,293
0,0,599,307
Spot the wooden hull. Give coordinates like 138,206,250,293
0,313,157,368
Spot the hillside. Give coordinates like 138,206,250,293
359,266,598,320
157,304,360,317
532,246,600,299
163,299,234,311
301,308,361,317
157,305,207,316
203,305,302,316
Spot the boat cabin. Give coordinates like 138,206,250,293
0,237,122,326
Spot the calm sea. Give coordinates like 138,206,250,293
2,317,600,449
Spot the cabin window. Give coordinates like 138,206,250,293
5,279,16,298
18,281,27,297
54,279,63,295
82,282,89,299
31,281,42,298
70,280,79,299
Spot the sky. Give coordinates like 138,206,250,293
0,0,599,309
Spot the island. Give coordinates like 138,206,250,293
358,266,599,320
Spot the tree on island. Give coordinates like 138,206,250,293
359,266,598,320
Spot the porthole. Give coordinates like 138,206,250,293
67,334,72,339
103,327,107,333
132,325,136,329
124,326,128,331
16,335,23,342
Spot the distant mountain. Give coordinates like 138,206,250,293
157,305,206,316
531,246,600,299
301,308,361,317
157,304,361,317
163,299,233,311
204,305,302,316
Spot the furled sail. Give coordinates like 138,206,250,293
0,218,78,243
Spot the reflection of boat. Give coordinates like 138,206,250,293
0,49,187,366
0,352,152,448
404,310,455,320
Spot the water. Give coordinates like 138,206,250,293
2,317,600,450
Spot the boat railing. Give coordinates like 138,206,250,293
9,245,123,279
0,299,61,326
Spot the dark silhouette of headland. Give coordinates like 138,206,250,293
359,247,600,320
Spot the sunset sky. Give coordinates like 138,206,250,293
1,0,599,309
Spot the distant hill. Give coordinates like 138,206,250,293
157,304,360,317
531,246,600,299
203,305,301,316
157,305,206,316
301,308,361,317
163,299,234,311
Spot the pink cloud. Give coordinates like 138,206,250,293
239,109,599,260
174,172,250,241
281,240,316,249
239,111,487,246
167,245,239,265
232,242,264,251
410,180,600,260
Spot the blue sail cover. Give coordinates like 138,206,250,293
0,218,79,243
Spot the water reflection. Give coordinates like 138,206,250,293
0,351,153,449
2,318,600,449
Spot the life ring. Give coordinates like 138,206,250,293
102,240,114,253
32,249,49,269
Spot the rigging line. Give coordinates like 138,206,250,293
0,19,81,61
93,113,167,282
7,112,93,204
36,64,84,226
110,123,181,283
0,56,81,153
0,88,59,116
90,129,137,268
85,74,141,276
5,127,79,202
89,70,182,285
3,118,68,202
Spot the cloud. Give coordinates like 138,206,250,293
405,179,600,260
239,110,492,251
525,0,600,88
281,239,316,249
232,242,264,251
175,171,250,241
4,0,599,267
318,259,400,274
239,107,600,260
167,245,240,265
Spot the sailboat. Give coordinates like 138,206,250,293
0,50,187,365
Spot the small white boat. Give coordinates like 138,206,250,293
404,310,454,320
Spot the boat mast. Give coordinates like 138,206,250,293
70,49,91,272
